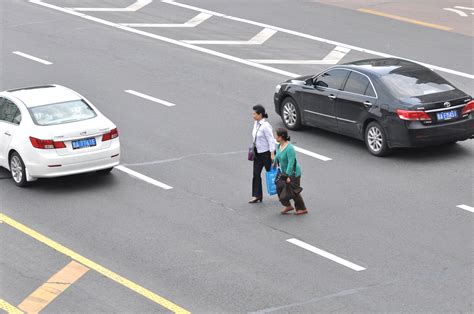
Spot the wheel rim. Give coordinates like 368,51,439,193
283,102,297,126
10,156,23,183
367,126,383,152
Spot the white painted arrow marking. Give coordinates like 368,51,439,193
249,46,350,65
71,0,152,12
183,28,277,45
121,12,212,28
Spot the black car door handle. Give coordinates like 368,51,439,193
4,131,11,136
328,94,336,100
363,101,373,107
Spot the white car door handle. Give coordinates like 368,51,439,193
328,94,337,100
363,101,373,107
4,131,11,136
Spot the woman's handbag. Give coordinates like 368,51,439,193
248,123,262,161
265,167,279,196
276,160,302,202
248,146,255,161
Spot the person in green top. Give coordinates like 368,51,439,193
273,128,308,215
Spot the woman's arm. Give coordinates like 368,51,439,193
263,123,276,154
285,146,297,176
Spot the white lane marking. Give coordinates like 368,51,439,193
287,238,366,271
455,6,474,11
125,90,177,107
294,146,332,161
121,12,212,28
456,204,474,213
29,0,298,79
183,28,277,45
116,166,173,190
163,0,474,80
443,8,469,17
12,51,52,65
250,46,350,65
71,0,152,12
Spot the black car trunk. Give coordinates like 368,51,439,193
402,90,471,125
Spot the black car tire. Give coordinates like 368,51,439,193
9,152,29,187
364,122,390,157
97,167,114,175
280,97,302,130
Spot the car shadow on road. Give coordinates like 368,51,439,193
34,172,121,192
0,169,120,192
300,126,472,162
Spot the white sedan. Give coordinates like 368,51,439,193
0,84,120,186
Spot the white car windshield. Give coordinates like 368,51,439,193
30,100,97,126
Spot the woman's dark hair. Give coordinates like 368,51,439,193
276,128,291,141
253,104,268,119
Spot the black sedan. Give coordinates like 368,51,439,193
274,58,473,156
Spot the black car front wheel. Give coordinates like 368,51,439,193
281,98,302,130
365,122,390,157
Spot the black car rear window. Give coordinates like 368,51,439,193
381,69,455,98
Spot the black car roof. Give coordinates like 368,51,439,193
341,58,427,77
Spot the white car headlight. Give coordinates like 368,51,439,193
275,84,282,93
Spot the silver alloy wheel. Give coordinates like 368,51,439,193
10,155,23,184
283,102,297,126
367,126,383,152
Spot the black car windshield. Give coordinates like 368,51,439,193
30,100,96,126
381,69,455,98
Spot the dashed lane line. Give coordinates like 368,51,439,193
294,146,332,162
0,213,190,314
286,238,366,271
18,261,89,313
12,51,52,65
125,90,177,107
456,204,474,213
116,165,174,190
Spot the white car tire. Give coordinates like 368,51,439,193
10,152,28,187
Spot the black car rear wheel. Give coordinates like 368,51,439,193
281,98,302,130
365,122,390,157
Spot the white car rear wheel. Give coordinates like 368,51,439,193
10,152,28,187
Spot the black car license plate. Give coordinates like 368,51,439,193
436,110,458,121
72,137,96,149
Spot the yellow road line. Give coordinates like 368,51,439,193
18,261,89,313
358,8,452,31
0,213,190,314
0,299,23,314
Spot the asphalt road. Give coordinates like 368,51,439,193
1,0,473,313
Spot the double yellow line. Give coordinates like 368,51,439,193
0,213,190,313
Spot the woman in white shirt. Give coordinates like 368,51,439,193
249,105,276,203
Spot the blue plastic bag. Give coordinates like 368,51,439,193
266,167,279,196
